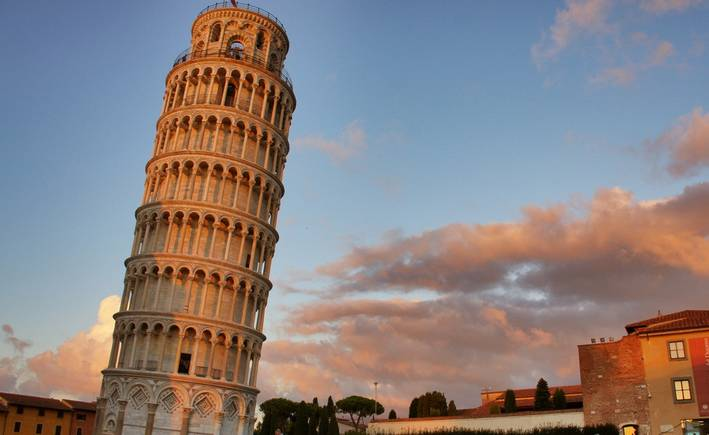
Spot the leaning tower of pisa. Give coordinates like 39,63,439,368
95,3,295,435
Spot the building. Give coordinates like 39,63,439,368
470,384,583,415
62,401,95,435
0,393,91,435
94,2,296,435
579,310,709,435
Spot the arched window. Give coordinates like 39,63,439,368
256,32,265,50
622,425,638,435
268,53,279,71
77,429,82,435
229,41,245,60
210,24,222,42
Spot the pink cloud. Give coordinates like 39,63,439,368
639,0,703,13
647,108,709,177
294,121,367,163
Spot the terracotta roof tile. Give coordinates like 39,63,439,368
62,400,96,412
0,393,72,411
625,310,709,334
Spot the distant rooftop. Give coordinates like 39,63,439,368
0,392,72,412
625,309,709,334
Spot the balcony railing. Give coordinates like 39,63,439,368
211,369,222,379
173,47,293,91
198,2,287,35
145,360,159,371
195,366,209,377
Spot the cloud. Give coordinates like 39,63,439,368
259,183,709,414
294,121,367,163
532,0,612,66
2,325,31,354
590,40,674,86
646,108,709,177
0,296,118,399
639,0,703,13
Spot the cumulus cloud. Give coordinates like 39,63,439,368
647,108,709,177
260,183,709,413
0,296,118,399
294,121,367,164
532,0,612,66
639,0,703,13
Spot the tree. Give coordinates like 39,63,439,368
318,405,328,435
260,398,298,435
293,402,310,435
308,399,319,435
408,398,419,418
503,390,517,413
553,388,567,409
414,391,448,417
260,412,274,435
534,378,552,410
336,396,384,431
489,404,501,414
388,410,397,420
326,397,339,435
447,401,457,416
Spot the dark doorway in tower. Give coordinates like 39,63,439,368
178,353,191,374
225,84,236,107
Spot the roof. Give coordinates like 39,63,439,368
0,393,72,411
625,310,709,334
62,400,96,412
459,385,583,417
0,402,8,412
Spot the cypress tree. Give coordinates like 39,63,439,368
408,398,419,418
327,415,339,435
503,389,517,413
308,399,319,435
293,402,309,435
447,401,457,416
534,378,552,410
318,407,328,435
553,388,567,409
388,410,397,420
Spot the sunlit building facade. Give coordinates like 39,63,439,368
94,2,295,435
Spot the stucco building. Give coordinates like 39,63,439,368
0,394,95,435
580,310,709,435
94,2,296,435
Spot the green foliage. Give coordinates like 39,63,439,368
367,424,619,435
534,378,552,410
553,389,567,409
447,401,457,416
260,398,298,435
308,399,319,435
413,391,448,417
388,410,397,420
327,414,339,435
488,404,501,414
260,410,274,435
293,401,310,435
503,389,517,413
336,396,383,431
408,398,419,418
318,405,329,435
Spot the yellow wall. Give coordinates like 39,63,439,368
1,406,72,435
640,329,709,435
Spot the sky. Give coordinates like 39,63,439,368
1,0,709,415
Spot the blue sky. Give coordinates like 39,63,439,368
1,0,709,409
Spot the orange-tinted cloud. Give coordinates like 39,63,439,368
647,108,709,177
0,296,118,399
294,121,367,164
639,0,703,13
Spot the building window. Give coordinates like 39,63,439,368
36,423,43,434
77,428,82,435
55,426,62,435
39,409,45,416
210,24,222,43
76,414,86,421
178,353,191,374
57,411,64,418
669,340,687,360
622,425,638,435
673,378,694,402
14,422,21,433
17,406,24,414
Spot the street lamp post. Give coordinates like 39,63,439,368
373,381,379,422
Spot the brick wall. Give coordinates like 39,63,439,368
578,335,650,432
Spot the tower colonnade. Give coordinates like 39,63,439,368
96,3,295,435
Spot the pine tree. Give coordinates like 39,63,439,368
447,401,457,416
553,388,567,409
261,411,274,435
388,410,397,420
503,390,517,413
408,398,419,418
534,378,552,410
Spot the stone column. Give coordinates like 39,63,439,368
94,397,107,435
179,408,193,435
115,400,128,435
144,403,158,435
213,412,224,435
